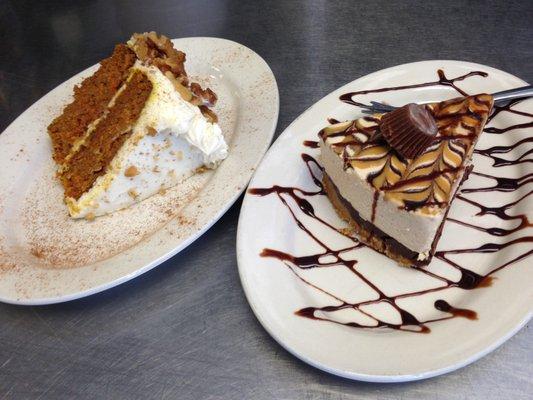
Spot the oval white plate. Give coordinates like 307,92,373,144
0,37,278,305
237,60,532,382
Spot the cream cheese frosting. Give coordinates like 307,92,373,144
67,63,228,218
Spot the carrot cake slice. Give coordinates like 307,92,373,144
47,32,228,219
319,95,493,267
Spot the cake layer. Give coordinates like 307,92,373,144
48,44,137,164
61,70,153,199
49,32,228,219
66,63,228,218
67,133,205,218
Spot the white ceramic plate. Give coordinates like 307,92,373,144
237,60,532,382
0,37,278,305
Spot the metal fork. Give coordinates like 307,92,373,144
359,85,533,114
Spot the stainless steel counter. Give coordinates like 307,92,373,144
0,1,531,398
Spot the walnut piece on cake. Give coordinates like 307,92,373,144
128,31,218,115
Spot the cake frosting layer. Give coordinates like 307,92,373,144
48,44,137,164
132,64,227,167
67,133,205,218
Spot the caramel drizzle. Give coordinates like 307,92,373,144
322,118,407,190
383,140,467,209
249,70,532,333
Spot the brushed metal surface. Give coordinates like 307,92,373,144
0,0,531,398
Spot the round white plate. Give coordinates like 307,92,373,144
0,37,278,305
237,60,532,382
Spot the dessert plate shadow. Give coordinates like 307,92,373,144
237,60,532,382
0,37,279,305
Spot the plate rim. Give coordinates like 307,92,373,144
236,59,531,382
0,36,279,306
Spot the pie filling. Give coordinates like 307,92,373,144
319,94,493,267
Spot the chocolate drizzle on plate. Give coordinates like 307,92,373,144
485,121,533,134
474,137,533,167
249,69,532,333
339,69,488,108
463,171,532,193
434,300,478,320
486,98,533,123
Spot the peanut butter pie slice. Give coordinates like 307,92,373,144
319,94,493,267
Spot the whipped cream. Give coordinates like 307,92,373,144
132,63,228,166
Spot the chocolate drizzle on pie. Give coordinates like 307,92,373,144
248,69,532,333
321,93,494,212
303,140,320,149
371,191,379,223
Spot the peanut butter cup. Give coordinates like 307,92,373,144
379,103,438,159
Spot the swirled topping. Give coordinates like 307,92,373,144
384,139,467,210
320,94,493,214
